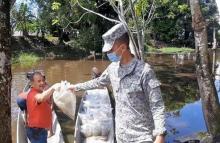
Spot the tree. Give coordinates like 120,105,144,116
11,2,35,36
190,0,220,141
34,0,55,37
49,0,117,49
0,0,12,142
63,0,159,60
150,0,193,47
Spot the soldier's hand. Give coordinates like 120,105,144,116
68,84,76,93
154,135,165,143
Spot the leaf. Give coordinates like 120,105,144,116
167,12,175,19
52,19,59,25
52,2,61,11
134,0,149,17
178,4,189,13
161,0,169,5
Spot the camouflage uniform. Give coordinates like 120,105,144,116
74,58,166,143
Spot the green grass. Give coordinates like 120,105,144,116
147,46,194,54
45,35,59,43
158,47,194,54
14,53,40,67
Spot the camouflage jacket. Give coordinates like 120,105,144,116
74,58,166,142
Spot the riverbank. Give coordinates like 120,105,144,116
12,36,88,61
12,36,195,66
147,45,194,54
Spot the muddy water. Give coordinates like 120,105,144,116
12,54,199,143
11,60,110,143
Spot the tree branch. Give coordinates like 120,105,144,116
63,12,90,30
99,0,138,58
76,1,120,24
97,1,109,8
128,0,143,59
144,0,156,26
123,0,138,15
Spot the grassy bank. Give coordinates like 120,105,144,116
147,46,194,54
12,36,87,60
13,53,40,67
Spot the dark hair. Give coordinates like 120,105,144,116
116,32,129,46
28,71,43,81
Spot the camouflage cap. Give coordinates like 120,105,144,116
102,23,127,52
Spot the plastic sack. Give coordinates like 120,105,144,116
78,88,113,141
53,81,76,120
80,119,102,137
84,136,108,143
81,124,93,137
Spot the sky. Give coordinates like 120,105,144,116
15,0,38,17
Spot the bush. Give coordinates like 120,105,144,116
16,53,40,67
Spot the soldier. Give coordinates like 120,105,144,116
69,23,166,143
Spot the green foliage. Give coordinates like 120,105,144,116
11,2,36,35
151,0,219,47
52,2,61,10
34,0,55,36
52,19,59,25
151,0,192,45
45,35,59,42
160,0,169,4
51,2,61,26
14,53,40,67
178,4,188,13
147,46,194,54
73,25,102,52
45,0,116,48
158,47,194,54
15,0,219,53
135,0,149,17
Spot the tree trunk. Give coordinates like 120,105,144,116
0,0,12,142
190,0,220,141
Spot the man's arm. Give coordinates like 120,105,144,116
142,68,166,143
35,83,60,103
70,68,111,91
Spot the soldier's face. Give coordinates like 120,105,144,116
109,41,124,56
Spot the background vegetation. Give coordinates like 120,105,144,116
10,0,220,58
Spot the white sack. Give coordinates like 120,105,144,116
53,81,76,120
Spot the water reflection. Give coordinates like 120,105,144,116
166,100,207,142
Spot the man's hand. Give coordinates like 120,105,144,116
36,83,60,103
154,135,165,143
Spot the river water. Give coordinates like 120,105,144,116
11,53,208,143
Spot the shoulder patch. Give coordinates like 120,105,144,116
148,79,161,88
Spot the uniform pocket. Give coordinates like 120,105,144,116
126,82,145,105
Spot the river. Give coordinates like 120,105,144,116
11,53,208,143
